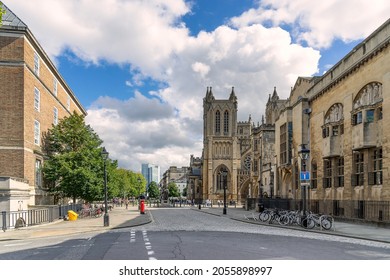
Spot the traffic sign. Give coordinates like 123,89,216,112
300,171,310,180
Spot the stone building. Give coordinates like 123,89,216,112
160,166,189,199
0,5,86,211
196,18,390,222
270,18,390,221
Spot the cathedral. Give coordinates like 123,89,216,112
190,18,390,222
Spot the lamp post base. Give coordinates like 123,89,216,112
104,214,110,227
223,207,227,215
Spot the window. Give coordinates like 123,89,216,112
216,168,228,190
322,126,329,138
35,159,42,188
53,78,58,96
67,94,70,110
352,152,364,186
377,107,383,120
366,109,374,123
323,159,332,188
215,111,220,133
335,157,344,187
34,120,40,145
353,111,362,125
53,107,58,125
332,126,339,136
369,148,382,185
34,87,40,111
34,52,40,76
223,111,229,134
280,123,287,164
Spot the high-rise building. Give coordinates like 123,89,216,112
141,163,161,190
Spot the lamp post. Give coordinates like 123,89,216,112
101,147,109,227
219,169,228,215
137,177,141,209
298,143,310,227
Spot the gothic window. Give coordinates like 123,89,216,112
352,82,383,125
244,155,251,171
323,103,344,137
215,110,220,133
224,110,229,134
217,167,228,190
280,123,287,164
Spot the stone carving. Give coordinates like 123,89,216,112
353,82,382,109
325,103,343,124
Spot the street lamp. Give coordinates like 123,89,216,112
298,143,310,227
219,169,228,215
137,177,141,209
101,147,109,227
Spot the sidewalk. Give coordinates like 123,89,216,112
0,205,152,241
1,204,390,244
196,206,390,244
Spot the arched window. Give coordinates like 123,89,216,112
224,110,229,134
215,110,220,133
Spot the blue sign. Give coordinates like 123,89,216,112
300,171,310,181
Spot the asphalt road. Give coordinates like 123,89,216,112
1,208,390,260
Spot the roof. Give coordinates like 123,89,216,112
1,3,27,30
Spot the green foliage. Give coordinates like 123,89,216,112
148,181,160,199
42,112,105,203
109,168,146,198
0,3,5,27
168,182,180,197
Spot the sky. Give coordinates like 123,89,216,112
3,0,390,173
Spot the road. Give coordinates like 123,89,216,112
0,208,390,260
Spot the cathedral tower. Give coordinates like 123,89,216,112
202,87,241,201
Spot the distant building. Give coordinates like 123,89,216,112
160,166,189,199
141,163,161,191
0,4,86,211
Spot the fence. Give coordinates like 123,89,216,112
1,203,82,231
252,198,390,225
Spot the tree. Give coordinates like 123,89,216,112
168,182,180,198
148,181,160,199
0,2,5,27
42,112,105,203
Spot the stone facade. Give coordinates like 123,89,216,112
197,18,390,212
0,5,86,210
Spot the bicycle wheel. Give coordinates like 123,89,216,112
278,215,290,226
321,216,333,230
301,217,315,229
259,212,270,222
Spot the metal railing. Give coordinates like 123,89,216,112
1,204,82,231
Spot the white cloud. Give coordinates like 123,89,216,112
4,0,388,172
230,0,390,49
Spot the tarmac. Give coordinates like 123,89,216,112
1,204,390,244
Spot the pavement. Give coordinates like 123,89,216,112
1,204,390,244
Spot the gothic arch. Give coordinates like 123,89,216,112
353,82,383,109
213,165,230,192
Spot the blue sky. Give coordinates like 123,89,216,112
3,0,390,172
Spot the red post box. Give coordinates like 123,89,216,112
140,199,145,214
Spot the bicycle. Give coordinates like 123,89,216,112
301,213,333,230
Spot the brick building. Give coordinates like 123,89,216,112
0,4,86,211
